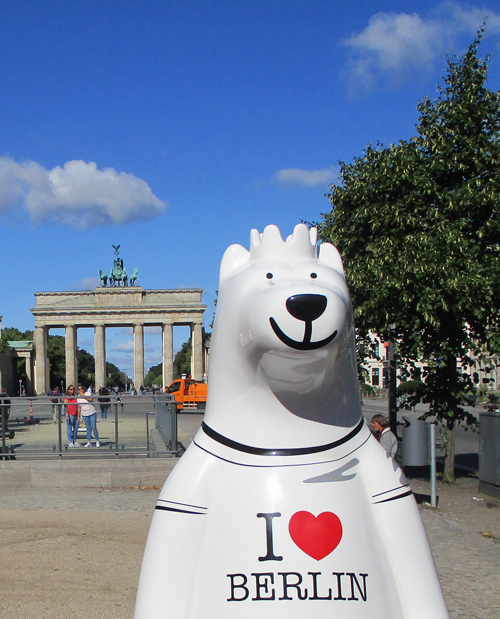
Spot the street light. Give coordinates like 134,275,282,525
387,324,397,436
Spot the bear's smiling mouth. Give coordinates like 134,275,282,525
269,317,337,351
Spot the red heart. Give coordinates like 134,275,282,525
289,511,343,561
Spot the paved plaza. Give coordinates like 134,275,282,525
0,413,498,618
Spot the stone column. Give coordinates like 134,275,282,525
134,324,144,389
24,355,33,396
162,323,173,388
94,325,106,391
65,325,78,389
191,322,204,381
34,325,49,395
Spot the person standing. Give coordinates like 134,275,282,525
77,386,100,448
0,387,11,436
371,414,398,458
63,385,80,447
98,386,111,422
51,387,61,423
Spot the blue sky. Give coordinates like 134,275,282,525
1,0,499,377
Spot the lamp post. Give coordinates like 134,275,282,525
388,324,397,436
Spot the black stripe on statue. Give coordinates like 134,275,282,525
201,418,365,456
155,505,206,515
372,491,413,504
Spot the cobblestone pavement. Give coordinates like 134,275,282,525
0,505,152,619
0,481,498,618
423,510,500,619
0,486,158,511
412,476,500,619
0,412,498,618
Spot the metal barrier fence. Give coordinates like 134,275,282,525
0,394,179,460
154,398,178,452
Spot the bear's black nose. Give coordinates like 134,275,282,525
286,294,327,322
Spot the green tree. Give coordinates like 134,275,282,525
174,340,192,379
0,327,128,391
0,327,34,387
144,362,162,387
45,335,127,391
48,335,66,390
104,362,128,390
172,328,210,380
77,348,95,388
320,30,500,481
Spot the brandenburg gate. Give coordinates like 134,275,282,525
31,287,206,395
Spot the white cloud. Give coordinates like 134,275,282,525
343,2,500,88
75,277,100,290
112,341,134,353
145,354,162,368
0,157,166,228
275,167,337,188
443,2,500,31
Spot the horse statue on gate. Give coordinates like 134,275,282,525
130,268,139,286
98,269,108,287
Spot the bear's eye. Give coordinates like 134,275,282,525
310,272,318,279
266,273,273,280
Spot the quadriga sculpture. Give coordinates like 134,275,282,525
135,224,448,619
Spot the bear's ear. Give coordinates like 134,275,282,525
318,242,345,275
219,244,251,286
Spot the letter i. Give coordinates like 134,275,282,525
256,513,283,562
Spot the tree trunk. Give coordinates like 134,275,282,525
443,422,455,483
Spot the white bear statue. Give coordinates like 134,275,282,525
135,224,449,619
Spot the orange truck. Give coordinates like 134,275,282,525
164,378,207,411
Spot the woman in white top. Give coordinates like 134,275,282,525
77,386,100,448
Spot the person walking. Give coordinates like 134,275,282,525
63,385,80,447
77,386,100,448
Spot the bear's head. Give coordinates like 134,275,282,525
204,224,361,449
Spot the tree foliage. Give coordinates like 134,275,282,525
144,362,162,387
45,335,127,390
174,340,192,379
320,31,500,444
143,342,193,387
144,327,211,387
1,326,126,390
0,327,34,355
0,327,34,387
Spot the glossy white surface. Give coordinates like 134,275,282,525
135,224,449,618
